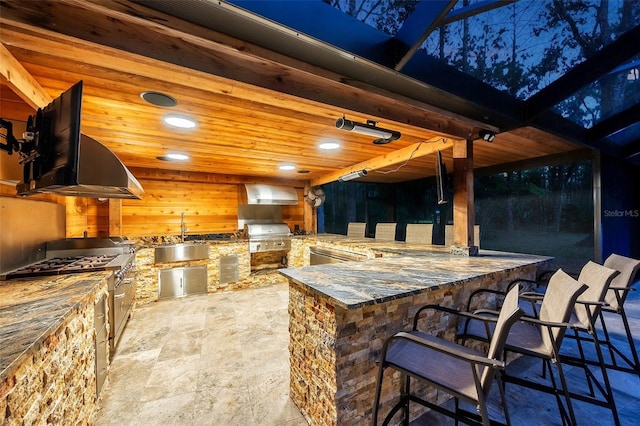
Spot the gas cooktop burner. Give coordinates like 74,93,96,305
4,254,120,279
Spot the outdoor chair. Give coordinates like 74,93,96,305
495,254,640,379
464,261,622,424
597,254,640,377
372,285,524,426
405,223,433,245
375,223,397,241
346,222,366,238
553,261,621,425
458,269,587,426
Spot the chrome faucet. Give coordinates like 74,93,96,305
181,212,188,242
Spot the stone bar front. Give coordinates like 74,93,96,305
280,250,550,425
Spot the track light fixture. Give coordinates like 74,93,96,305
479,130,496,142
335,116,401,144
338,169,367,182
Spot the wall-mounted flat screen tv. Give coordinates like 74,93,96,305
16,81,83,196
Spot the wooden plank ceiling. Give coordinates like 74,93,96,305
0,0,580,187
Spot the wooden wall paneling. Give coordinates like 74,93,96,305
282,187,306,233
108,199,122,237
121,179,240,237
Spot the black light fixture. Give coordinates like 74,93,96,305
335,116,401,144
338,170,367,182
479,130,496,142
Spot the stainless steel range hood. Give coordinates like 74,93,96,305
241,184,298,205
17,134,144,199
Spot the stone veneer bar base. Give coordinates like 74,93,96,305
287,264,538,425
1,285,106,425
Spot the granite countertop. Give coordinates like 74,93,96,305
279,249,551,309
301,233,454,255
0,271,110,383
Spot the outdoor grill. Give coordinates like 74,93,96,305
245,223,292,253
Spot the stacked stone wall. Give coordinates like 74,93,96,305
134,241,291,305
1,288,106,425
288,265,537,425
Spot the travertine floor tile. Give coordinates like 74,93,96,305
96,281,305,426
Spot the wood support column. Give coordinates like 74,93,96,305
452,139,478,256
303,182,316,233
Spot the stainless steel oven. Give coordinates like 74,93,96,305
108,252,137,354
0,237,137,357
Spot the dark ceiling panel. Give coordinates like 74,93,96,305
525,24,640,121
589,103,640,148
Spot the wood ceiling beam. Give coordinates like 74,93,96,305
311,137,456,186
0,44,51,108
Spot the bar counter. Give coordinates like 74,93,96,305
279,248,551,425
0,272,109,424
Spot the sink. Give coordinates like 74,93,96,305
154,243,209,263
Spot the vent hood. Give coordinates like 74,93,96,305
241,184,298,205
16,134,144,200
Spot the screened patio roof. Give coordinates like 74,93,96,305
151,0,640,165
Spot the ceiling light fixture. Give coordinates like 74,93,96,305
338,169,367,182
157,152,189,161
279,164,296,171
479,130,496,142
319,142,340,150
335,116,401,144
164,114,197,129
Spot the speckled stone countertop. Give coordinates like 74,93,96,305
279,249,551,309
0,271,110,383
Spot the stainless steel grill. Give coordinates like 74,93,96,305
246,223,292,253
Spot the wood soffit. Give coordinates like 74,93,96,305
0,0,580,187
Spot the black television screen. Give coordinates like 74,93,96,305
17,81,83,196
436,150,448,205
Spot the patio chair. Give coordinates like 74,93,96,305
405,223,433,245
346,222,366,238
375,223,397,241
464,261,621,424
554,261,621,425
372,285,523,426
597,254,640,377
458,269,587,426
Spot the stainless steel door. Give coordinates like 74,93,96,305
158,265,207,299
183,265,207,295
158,268,183,299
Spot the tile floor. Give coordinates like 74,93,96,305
95,282,306,426
96,280,640,426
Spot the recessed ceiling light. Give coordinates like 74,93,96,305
297,170,310,174
164,114,197,129
157,153,189,161
279,164,296,171
319,142,340,150
140,91,178,107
